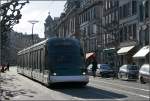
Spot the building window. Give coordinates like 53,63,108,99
145,1,149,18
132,0,137,15
128,25,132,40
93,7,96,19
139,4,144,22
109,14,111,24
123,5,126,18
119,7,123,19
108,1,111,9
145,28,149,45
105,1,108,10
124,26,127,41
127,2,131,17
115,11,118,21
106,15,108,24
133,24,136,40
112,12,114,21
93,24,97,34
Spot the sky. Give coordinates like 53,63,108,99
12,1,66,38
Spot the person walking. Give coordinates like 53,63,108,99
7,63,9,71
1,64,5,73
92,58,98,77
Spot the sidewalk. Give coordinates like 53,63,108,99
0,67,35,100
0,67,17,100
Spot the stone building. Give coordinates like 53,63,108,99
79,0,103,63
0,32,1,64
133,0,150,66
2,31,43,65
54,0,80,39
117,0,139,65
44,13,56,38
102,0,119,66
50,0,149,67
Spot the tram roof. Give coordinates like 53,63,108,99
18,37,80,55
18,38,49,54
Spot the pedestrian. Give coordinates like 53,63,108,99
110,62,116,79
7,63,9,71
92,58,98,78
1,64,5,73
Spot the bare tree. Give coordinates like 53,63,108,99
0,0,29,33
0,0,29,64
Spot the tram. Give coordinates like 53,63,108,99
17,38,89,86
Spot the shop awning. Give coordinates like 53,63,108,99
86,52,95,59
117,46,135,55
133,46,149,58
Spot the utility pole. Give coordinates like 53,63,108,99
28,20,39,45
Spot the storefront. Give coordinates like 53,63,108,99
133,45,149,66
117,46,136,65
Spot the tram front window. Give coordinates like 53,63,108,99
48,43,85,76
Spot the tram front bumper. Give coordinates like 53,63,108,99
49,75,89,83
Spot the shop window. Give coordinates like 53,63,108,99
133,24,136,40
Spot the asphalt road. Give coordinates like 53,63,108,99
0,67,149,101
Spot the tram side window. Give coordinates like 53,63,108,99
22,54,24,67
34,51,36,69
23,54,24,68
38,50,41,72
24,54,26,68
36,50,38,70
41,49,44,72
33,51,35,69
28,53,30,69
18,55,20,67
45,47,48,70
35,51,37,69
20,55,22,67
26,53,28,68
29,52,32,69
25,53,27,68
27,53,29,68
31,52,33,68
31,52,33,69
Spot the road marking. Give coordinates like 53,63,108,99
91,78,150,92
89,83,150,99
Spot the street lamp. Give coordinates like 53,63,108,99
28,20,39,45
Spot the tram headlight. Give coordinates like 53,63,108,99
82,72,86,75
53,73,57,76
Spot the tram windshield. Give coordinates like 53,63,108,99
48,41,85,68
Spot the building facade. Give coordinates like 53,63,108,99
54,0,80,39
49,0,149,67
133,0,150,66
117,0,139,65
0,32,1,64
44,13,56,38
1,31,43,65
102,0,119,67
79,0,103,62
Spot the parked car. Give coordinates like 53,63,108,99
98,64,115,77
118,64,139,80
87,64,100,76
87,64,115,77
139,64,150,84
